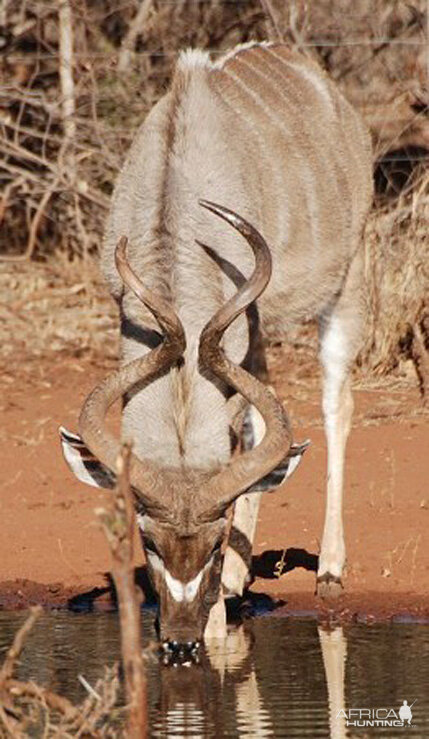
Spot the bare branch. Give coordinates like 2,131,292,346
259,0,283,42
98,442,147,737
0,176,60,263
5,678,79,721
0,606,42,685
118,0,154,73
411,318,429,405
58,0,76,142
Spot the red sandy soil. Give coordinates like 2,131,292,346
1,349,428,620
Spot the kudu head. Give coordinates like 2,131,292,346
61,201,301,653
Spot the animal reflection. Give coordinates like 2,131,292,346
152,624,348,738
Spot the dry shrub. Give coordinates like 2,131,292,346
1,0,426,258
0,252,118,362
1,0,428,390
362,171,429,392
0,448,147,737
0,608,121,736
0,0,265,259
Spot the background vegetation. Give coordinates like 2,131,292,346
1,0,428,391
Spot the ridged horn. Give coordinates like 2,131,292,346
78,237,186,516
197,200,291,521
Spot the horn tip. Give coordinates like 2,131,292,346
199,199,241,229
199,198,217,213
115,236,128,265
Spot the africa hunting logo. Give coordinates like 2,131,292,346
337,700,416,728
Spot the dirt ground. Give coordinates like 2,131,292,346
1,346,428,621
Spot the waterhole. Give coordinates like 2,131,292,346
0,611,427,737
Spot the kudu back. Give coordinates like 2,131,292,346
61,43,373,651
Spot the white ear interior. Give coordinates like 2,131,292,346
59,426,115,489
283,453,303,480
247,439,310,493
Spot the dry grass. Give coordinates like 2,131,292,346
362,171,429,389
1,0,428,392
0,252,118,362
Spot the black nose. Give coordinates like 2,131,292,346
161,640,200,665
163,639,200,654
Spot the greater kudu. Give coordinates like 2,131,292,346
61,42,373,654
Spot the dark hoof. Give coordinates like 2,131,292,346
316,573,344,599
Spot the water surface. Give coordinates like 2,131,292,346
0,611,427,737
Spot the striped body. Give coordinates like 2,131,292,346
103,43,372,471
62,43,373,645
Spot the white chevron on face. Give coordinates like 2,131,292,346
147,551,214,603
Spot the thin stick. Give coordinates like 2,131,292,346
98,443,147,737
0,703,20,737
411,321,429,405
6,678,79,720
0,176,24,226
0,606,42,685
118,0,153,73
0,176,60,263
259,0,283,42
58,0,76,142
77,674,102,701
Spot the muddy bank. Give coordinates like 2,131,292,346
1,355,428,618
1,577,428,624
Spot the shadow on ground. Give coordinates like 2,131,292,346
67,547,319,616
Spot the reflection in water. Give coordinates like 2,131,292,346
153,660,215,737
319,626,347,739
207,628,273,738
235,668,273,738
0,611,428,737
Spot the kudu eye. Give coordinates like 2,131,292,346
143,536,160,557
210,538,223,557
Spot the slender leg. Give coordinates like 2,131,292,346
317,253,364,595
221,405,266,596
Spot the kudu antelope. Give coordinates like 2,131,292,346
60,42,372,652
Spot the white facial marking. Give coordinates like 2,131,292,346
183,568,205,602
146,551,214,603
164,569,186,603
147,551,164,575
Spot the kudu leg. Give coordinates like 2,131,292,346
222,406,265,596
317,256,363,595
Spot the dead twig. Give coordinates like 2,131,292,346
98,443,147,737
0,176,24,226
0,606,42,686
411,319,429,405
0,598,120,733
6,678,79,721
0,176,60,262
58,0,76,143
259,0,283,41
0,703,20,737
118,0,154,73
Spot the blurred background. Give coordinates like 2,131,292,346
0,0,428,392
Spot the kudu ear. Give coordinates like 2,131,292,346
246,440,311,494
59,426,116,489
